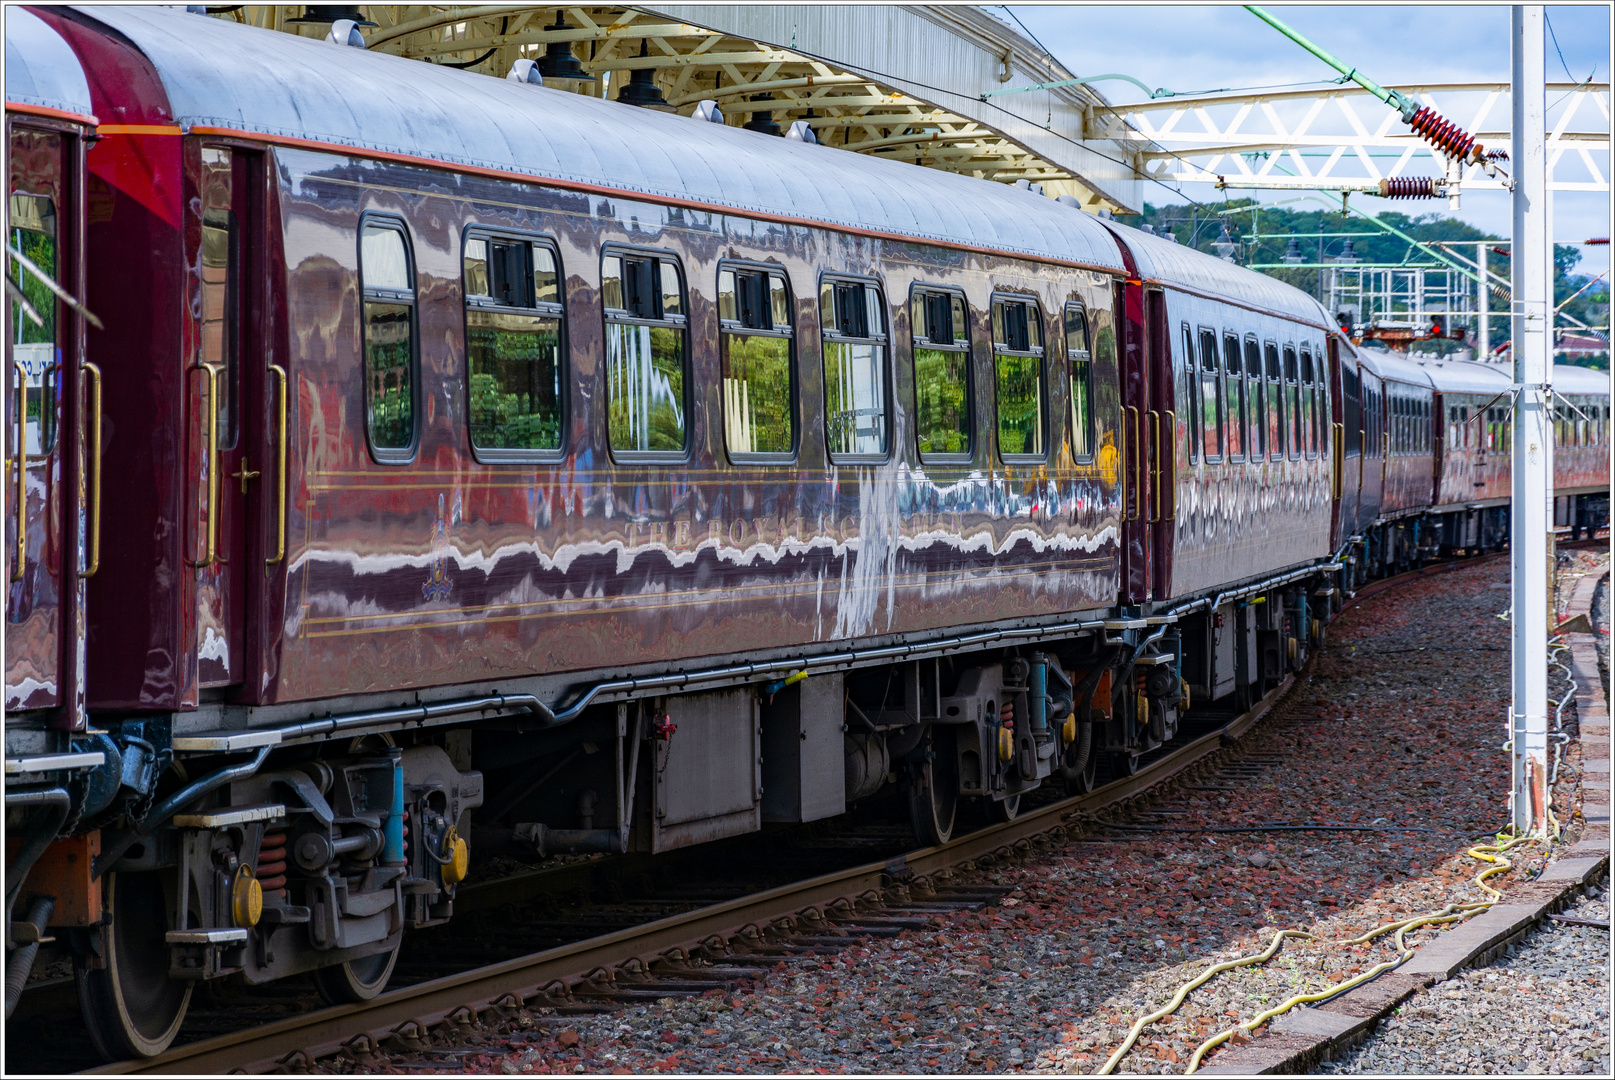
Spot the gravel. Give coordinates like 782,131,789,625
344,556,1605,1076
1317,876,1612,1075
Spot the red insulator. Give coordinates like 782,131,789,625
1378,177,1438,199
1407,106,1481,163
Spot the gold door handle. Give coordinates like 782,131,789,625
1148,409,1161,523
188,361,220,568
231,457,260,495
268,363,288,564
10,362,25,582
81,362,102,577
1125,406,1142,522
1164,410,1177,521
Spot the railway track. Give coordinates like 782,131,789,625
18,542,1596,1076
58,679,1288,1075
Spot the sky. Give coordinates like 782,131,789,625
1004,3,1612,278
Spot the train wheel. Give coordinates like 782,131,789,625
907,730,958,847
1108,751,1141,778
989,792,1021,822
311,940,401,1005
77,872,192,1060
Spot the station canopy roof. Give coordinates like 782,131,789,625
215,4,1144,213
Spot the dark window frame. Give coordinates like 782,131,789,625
1282,342,1301,460
718,258,799,465
907,282,973,464
1222,330,1246,462
460,224,569,464
1183,323,1199,465
358,212,421,465
1065,301,1096,463
818,271,892,464
601,243,692,463
1197,325,1224,463
990,292,1050,464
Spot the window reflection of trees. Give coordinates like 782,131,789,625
723,333,791,455
608,323,685,453
468,310,562,450
914,347,969,456
825,340,886,457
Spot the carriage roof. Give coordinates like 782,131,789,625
6,7,97,125
75,4,1129,274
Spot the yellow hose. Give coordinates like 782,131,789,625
1181,831,1541,1074
1098,829,1548,1076
1095,930,1314,1075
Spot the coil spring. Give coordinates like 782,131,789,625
1377,177,1439,200
257,829,288,898
1406,106,1482,163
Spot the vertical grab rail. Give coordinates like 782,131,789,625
1164,410,1178,521
10,362,25,582
81,362,102,577
1356,429,1369,497
1148,410,1162,523
267,364,288,564
1117,409,1127,522
1125,406,1142,522
187,361,220,568
1331,423,1345,499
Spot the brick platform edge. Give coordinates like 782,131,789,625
1200,566,1612,1076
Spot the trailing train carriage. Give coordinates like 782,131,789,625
3,4,1607,1061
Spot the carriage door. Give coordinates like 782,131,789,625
1115,280,1150,603
7,123,80,722
191,145,271,696
1145,289,1173,597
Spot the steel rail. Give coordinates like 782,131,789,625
89,676,1298,1076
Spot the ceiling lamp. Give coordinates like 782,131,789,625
287,5,376,26
616,42,670,109
535,13,595,84
743,94,782,136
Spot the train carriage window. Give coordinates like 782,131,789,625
463,232,566,455
1283,345,1300,458
1223,333,1245,460
360,218,418,459
992,295,1046,459
1341,367,1360,456
1065,304,1094,460
604,250,688,456
1244,337,1264,459
909,287,971,459
8,193,58,456
1198,329,1223,461
200,149,238,448
1184,325,1199,464
821,277,889,459
1264,342,1281,460
719,264,796,459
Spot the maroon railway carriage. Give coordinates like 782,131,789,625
3,5,1412,1060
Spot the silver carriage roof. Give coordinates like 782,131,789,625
6,7,96,124
1101,219,1334,328
1357,346,1437,392
1419,358,1513,395
73,5,1127,275
1551,363,1610,396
